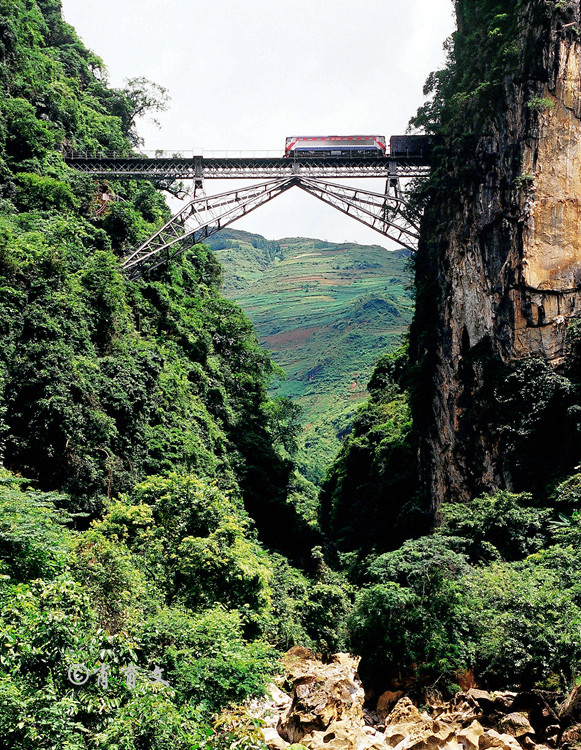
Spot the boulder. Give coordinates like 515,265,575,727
277,663,364,742
263,726,290,750
493,694,519,713
389,725,457,750
333,653,361,669
509,692,559,738
497,713,534,738
286,646,317,661
377,691,405,722
544,725,561,746
266,683,293,712
442,743,463,750
479,729,522,750
384,721,422,748
560,723,581,749
301,719,384,750
363,709,379,727
383,712,461,750
386,698,424,726
467,690,495,713
457,720,485,750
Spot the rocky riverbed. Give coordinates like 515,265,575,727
251,648,577,750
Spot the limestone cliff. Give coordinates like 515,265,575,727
410,0,581,509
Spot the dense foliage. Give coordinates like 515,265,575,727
319,346,426,558
0,0,319,556
350,484,581,699
0,469,280,748
0,1,351,746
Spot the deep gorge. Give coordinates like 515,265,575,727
1,0,581,748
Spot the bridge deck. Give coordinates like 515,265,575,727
64,154,430,180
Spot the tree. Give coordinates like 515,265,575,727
114,77,170,145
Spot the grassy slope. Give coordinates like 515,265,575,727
205,229,413,483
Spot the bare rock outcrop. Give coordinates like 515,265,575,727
251,650,569,750
410,0,581,509
276,652,364,743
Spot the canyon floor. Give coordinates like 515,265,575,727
252,649,575,750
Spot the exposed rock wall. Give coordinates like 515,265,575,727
411,0,581,509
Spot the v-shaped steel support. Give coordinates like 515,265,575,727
296,178,418,252
122,178,297,278
122,176,419,279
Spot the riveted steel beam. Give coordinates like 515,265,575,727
122,177,298,279
295,178,419,252
66,154,430,181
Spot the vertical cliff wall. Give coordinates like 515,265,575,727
411,0,581,509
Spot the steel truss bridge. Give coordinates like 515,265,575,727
65,150,431,279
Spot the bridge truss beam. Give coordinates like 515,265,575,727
122,178,296,278
297,178,418,252
65,154,430,181
122,176,419,279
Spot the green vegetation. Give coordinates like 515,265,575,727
319,346,424,558
350,485,581,697
527,95,555,111
3,0,581,743
0,1,352,746
410,0,527,139
513,172,535,187
205,229,413,485
0,469,280,748
327,0,581,701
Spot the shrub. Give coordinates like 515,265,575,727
439,491,552,563
469,554,581,689
96,474,273,622
72,530,149,633
0,470,72,581
527,95,555,111
138,606,278,715
13,173,76,211
349,536,474,695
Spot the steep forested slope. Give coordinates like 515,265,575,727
0,2,351,747
205,229,413,484
0,0,318,552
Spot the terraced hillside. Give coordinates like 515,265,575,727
206,229,413,484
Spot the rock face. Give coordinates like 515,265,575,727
276,652,365,743
410,0,581,509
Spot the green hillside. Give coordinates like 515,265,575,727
205,229,413,483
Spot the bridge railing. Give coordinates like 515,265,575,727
64,149,431,160
65,149,285,159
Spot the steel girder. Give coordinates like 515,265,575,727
295,178,419,252
122,176,419,279
122,178,297,278
65,154,430,181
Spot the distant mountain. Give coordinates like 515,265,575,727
206,229,413,483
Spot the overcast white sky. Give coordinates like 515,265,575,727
61,0,455,247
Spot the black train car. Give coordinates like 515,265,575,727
389,135,433,157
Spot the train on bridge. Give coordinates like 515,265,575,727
283,134,432,158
